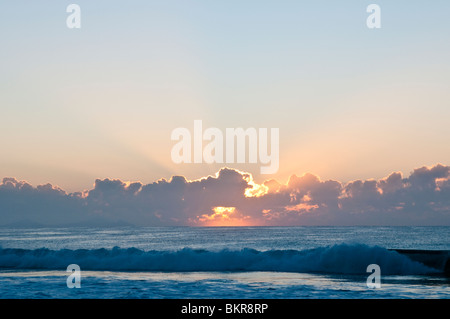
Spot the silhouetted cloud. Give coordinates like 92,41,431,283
1,164,450,227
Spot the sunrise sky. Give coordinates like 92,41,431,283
0,1,449,226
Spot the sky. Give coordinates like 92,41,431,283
0,1,449,226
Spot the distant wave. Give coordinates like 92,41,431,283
0,244,440,275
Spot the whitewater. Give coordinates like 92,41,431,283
0,226,449,299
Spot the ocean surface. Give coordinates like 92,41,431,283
0,226,449,299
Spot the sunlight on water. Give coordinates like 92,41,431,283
0,269,448,299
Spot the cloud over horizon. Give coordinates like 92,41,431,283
1,164,450,227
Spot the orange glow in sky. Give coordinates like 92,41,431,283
196,206,253,227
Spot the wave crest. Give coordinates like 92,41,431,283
0,244,438,275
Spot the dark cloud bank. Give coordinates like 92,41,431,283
1,164,450,227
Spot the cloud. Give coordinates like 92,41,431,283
1,164,450,227
0,177,87,226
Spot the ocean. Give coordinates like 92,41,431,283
0,226,449,299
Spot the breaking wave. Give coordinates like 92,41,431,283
0,243,439,275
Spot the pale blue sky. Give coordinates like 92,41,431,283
1,1,449,191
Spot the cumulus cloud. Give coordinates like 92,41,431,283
1,164,450,227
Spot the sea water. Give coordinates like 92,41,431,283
0,226,449,299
